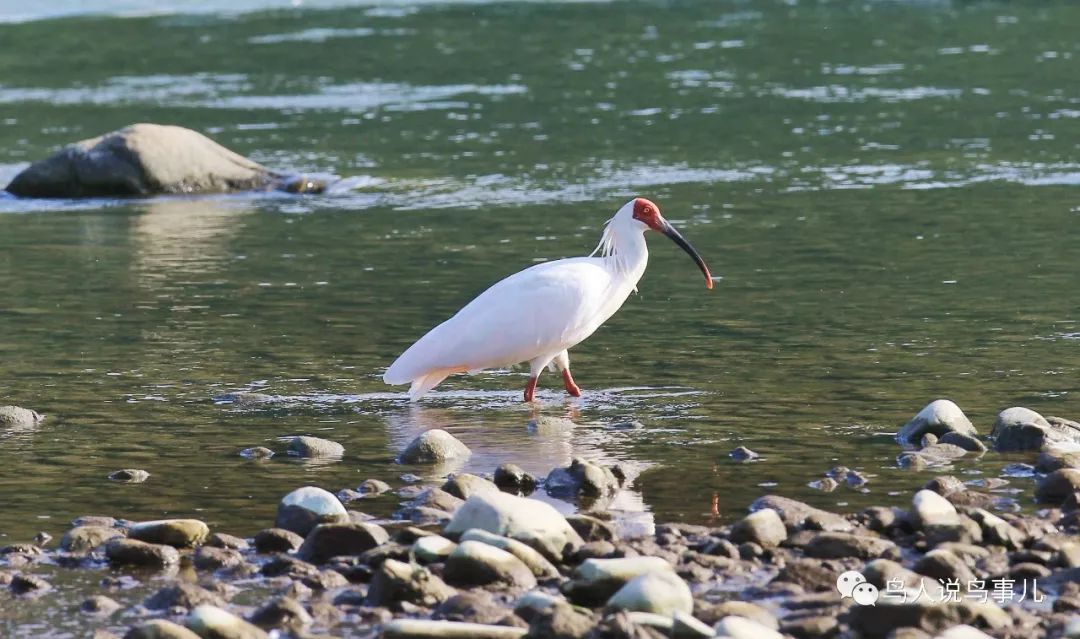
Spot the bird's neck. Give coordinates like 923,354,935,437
596,223,649,285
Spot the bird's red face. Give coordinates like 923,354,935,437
629,196,714,290
631,197,664,231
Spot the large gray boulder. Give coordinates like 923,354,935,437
897,399,977,444
991,407,1080,451
6,124,277,198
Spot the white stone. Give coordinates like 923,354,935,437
280,486,347,516
413,535,457,563
443,491,583,562
912,489,960,529
715,615,786,639
186,605,268,638
606,570,692,616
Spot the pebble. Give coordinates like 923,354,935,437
275,486,348,536
358,478,393,495
715,615,786,639
124,619,202,639
366,558,456,607
527,416,577,434
61,525,124,553
1036,469,1080,503
413,535,458,563
383,619,527,639
81,595,121,616
565,556,673,605
991,407,1080,451
145,582,226,610
545,457,622,502
460,528,560,578
804,532,899,560
443,473,501,500
911,489,960,529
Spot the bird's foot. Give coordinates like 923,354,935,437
561,370,582,397
523,376,538,402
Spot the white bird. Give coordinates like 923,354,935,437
383,197,714,401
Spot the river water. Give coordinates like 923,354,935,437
0,0,1078,633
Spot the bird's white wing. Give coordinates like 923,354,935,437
383,257,618,384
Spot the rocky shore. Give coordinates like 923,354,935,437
3,400,1080,639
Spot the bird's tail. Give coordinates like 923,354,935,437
406,369,454,401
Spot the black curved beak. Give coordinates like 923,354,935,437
659,219,714,289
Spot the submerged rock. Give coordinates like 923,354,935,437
494,464,537,494
0,406,43,428
239,446,275,460
545,457,622,503
108,469,150,483
6,124,277,198
81,595,121,617
896,399,976,444
443,473,501,500
400,429,471,464
991,407,1080,451
728,446,759,462
285,435,344,459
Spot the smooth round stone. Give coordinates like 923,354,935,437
443,540,537,590
715,615,786,639
606,570,693,616
730,508,787,548
443,491,583,563
413,535,457,563
129,519,210,548
124,619,203,639
358,478,392,495
286,435,344,459
80,595,121,616
911,489,960,529
105,538,180,568
399,429,471,464
61,525,124,553
897,399,976,444
186,605,269,639
276,486,348,535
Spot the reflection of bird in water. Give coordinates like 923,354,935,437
384,198,713,401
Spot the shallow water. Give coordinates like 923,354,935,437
1,0,1079,633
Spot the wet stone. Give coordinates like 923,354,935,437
129,518,210,547
81,594,121,616
365,558,456,607
61,525,125,553
444,540,538,590
108,468,150,483
730,508,787,549
399,429,471,464
494,463,537,494
443,473,501,500
606,570,693,616
253,528,304,553
804,532,899,560
566,514,617,543
105,538,180,568
897,399,977,444
545,457,622,503
186,604,270,639
145,582,226,611
750,495,852,532
564,557,674,606
991,407,1080,452
194,546,244,571
286,435,344,459
434,590,515,625
239,446,274,459
296,522,390,564
1036,469,1080,504
248,596,313,631
0,406,43,427
444,491,584,563
358,478,392,495
207,532,249,550
10,573,51,595
123,619,202,639
715,615,786,639
275,486,348,536
729,446,759,462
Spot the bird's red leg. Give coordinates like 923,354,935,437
561,369,582,397
524,376,538,402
